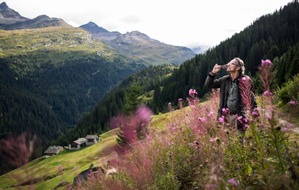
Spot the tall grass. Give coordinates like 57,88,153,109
72,59,299,190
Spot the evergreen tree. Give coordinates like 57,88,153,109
122,79,142,115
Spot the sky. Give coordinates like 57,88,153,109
2,0,294,50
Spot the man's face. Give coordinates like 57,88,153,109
226,59,240,73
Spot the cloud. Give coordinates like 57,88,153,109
66,20,80,27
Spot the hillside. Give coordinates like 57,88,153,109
0,98,215,189
0,91,298,189
0,25,145,175
54,64,176,146
0,129,119,189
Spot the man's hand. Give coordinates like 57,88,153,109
211,64,221,75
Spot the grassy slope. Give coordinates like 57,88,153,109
0,106,180,190
0,99,298,189
0,104,165,189
0,26,119,77
0,26,111,57
0,129,119,189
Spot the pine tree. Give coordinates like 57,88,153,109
122,79,141,115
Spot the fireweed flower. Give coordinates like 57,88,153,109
228,178,239,186
237,116,250,130
289,100,297,105
178,98,184,109
241,75,250,83
199,117,206,123
222,108,230,116
208,111,214,117
237,116,249,123
189,88,198,98
263,90,273,97
218,116,224,123
261,59,272,66
251,107,260,118
136,105,153,124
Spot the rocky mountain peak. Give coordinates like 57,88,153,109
0,2,8,9
0,2,28,24
0,2,70,29
81,21,109,34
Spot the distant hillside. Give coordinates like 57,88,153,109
55,64,175,146
81,22,196,66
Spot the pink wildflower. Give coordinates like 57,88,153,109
242,75,250,81
58,165,63,171
263,90,273,97
222,108,229,115
228,178,239,186
261,59,272,66
251,107,260,118
208,111,214,117
237,115,250,131
0,132,35,168
189,88,198,97
199,117,206,123
178,98,183,109
289,100,297,105
136,105,153,124
218,116,224,123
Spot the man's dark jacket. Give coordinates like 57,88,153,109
204,72,257,118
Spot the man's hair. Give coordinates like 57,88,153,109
234,57,245,75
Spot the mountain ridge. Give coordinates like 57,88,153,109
80,21,196,66
0,2,70,29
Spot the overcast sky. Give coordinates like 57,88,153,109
2,0,294,49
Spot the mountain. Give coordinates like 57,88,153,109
0,2,70,29
0,2,28,24
81,22,196,66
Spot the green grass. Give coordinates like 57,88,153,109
0,26,111,57
0,129,118,189
0,109,177,190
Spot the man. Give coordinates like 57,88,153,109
205,57,258,133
